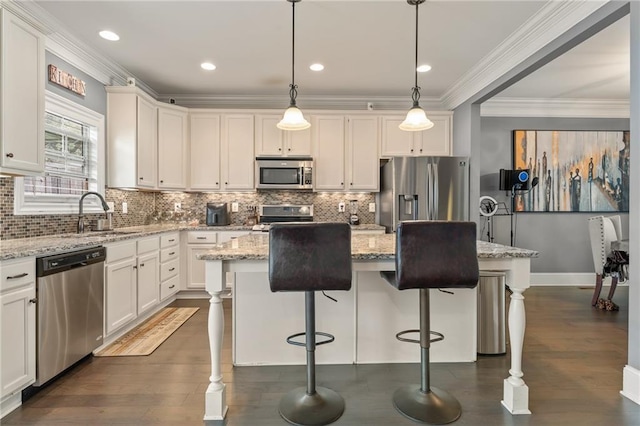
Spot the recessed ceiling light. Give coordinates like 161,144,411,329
417,64,432,73
201,62,216,71
309,63,324,71
99,30,120,41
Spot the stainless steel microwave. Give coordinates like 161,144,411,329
255,157,313,190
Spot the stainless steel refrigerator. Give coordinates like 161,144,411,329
377,156,470,232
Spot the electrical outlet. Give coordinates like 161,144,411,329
122,202,128,214
174,202,181,212
106,201,115,213
231,202,239,212
368,203,376,213
338,202,345,213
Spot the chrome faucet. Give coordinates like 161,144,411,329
78,191,110,233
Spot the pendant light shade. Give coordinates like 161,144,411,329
278,0,310,131
400,0,433,132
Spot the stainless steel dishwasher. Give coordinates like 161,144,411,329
34,246,106,386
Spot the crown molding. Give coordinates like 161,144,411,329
4,0,158,97
481,97,630,118
157,94,445,111
442,0,610,110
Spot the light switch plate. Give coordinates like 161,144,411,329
231,202,239,212
368,203,376,212
106,201,115,213
122,202,128,214
338,202,345,213
174,202,181,212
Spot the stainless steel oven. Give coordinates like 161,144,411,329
255,157,313,190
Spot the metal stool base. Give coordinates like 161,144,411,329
393,385,461,425
278,386,345,426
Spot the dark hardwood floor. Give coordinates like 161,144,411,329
4,286,640,425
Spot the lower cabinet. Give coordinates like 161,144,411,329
0,257,36,401
104,241,137,336
160,232,180,300
136,251,160,315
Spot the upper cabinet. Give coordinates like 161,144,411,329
221,114,255,190
312,115,345,191
255,114,311,157
380,112,452,157
0,9,45,176
346,116,379,191
106,87,158,189
189,112,221,190
157,104,188,190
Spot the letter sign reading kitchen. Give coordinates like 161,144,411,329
48,64,86,96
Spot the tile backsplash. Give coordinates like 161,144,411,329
0,177,376,240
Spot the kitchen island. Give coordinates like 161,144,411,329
199,233,538,421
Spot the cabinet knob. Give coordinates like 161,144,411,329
133,265,137,269
410,149,414,152
139,177,143,180
160,180,164,183
216,182,219,185
341,182,344,185
287,148,291,151
140,263,145,267
225,182,228,185
420,148,423,153
29,298,37,304
278,148,282,151
350,182,353,186
6,153,14,158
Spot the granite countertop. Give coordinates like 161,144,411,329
0,223,386,261
197,234,539,261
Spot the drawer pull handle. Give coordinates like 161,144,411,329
29,298,37,304
168,239,175,242
6,153,14,158
140,263,145,267
169,285,175,289
196,237,207,240
169,267,176,272
7,272,28,279
169,251,176,255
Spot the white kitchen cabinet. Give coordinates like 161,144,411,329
221,115,255,190
158,105,188,190
0,9,45,176
159,232,180,300
312,115,346,191
136,236,160,315
189,112,221,190
380,112,452,157
346,116,379,191
185,231,217,290
106,87,158,189
104,241,137,335
255,114,312,157
0,257,36,401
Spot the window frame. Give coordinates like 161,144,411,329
14,91,105,215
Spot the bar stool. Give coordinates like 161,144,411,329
380,220,479,424
269,222,352,426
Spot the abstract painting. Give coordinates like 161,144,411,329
513,130,630,212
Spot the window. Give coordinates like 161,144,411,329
14,91,105,215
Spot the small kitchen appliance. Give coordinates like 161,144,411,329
348,199,360,225
206,203,230,226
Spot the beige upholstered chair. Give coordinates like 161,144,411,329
588,215,623,307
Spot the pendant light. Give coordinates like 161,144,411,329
399,0,434,132
277,0,310,131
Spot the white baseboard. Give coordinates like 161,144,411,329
530,273,629,287
622,365,640,405
0,393,22,420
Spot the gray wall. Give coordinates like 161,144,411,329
480,116,630,273
45,51,106,115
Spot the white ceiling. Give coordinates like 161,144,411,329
30,0,630,107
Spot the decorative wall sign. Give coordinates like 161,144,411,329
48,64,86,96
513,130,630,212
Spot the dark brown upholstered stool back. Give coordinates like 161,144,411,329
382,220,479,291
269,222,352,292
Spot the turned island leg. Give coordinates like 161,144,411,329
204,260,228,421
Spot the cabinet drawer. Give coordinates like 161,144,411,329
137,236,160,254
160,258,179,281
105,241,136,263
160,247,179,263
160,274,179,301
160,232,179,248
1,257,35,292
187,231,217,244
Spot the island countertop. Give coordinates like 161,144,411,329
197,233,539,261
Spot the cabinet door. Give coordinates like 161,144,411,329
105,258,137,335
222,115,254,190
137,252,159,315
380,116,417,157
190,113,221,190
0,9,45,175
286,128,312,156
255,115,285,156
418,113,452,156
158,106,188,189
347,116,379,191
312,115,345,191
137,96,158,188
187,245,216,289
0,286,36,398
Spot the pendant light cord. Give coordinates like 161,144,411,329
411,1,421,106
289,0,298,107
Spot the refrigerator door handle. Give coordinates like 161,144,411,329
425,163,432,220
432,163,439,220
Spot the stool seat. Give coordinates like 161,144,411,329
382,220,479,425
268,222,352,426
